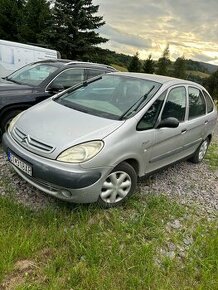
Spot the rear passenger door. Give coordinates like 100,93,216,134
183,86,207,156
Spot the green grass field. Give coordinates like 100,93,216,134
0,138,217,289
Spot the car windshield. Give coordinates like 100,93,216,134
55,75,161,120
6,63,59,86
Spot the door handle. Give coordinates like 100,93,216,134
181,129,187,134
204,120,208,125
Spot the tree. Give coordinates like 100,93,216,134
173,56,186,79
143,54,155,74
18,0,52,44
128,52,141,72
46,0,108,59
156,44,171,76
0,0,25,41
204,69,218,100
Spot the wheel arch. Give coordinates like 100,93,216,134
118,158,140,176
0,104,30,122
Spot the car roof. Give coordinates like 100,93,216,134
30,59,117,71
110,72,204,87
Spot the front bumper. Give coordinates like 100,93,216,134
2,132,112,203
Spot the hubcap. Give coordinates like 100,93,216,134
199,140,208,161
100,171,132,204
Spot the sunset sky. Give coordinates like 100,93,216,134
93,0,218,65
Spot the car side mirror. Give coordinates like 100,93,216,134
47,83,64,93
157,117,179,129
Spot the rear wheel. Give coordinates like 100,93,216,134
189,138,209,163
98,162,137,208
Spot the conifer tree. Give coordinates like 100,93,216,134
143,54,155,74
18,0,52,44
46,0,108,59
0,0,25,41
128,52,141,72
156,44,171,76
173,56,186,79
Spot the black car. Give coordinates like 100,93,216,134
0,59,116,138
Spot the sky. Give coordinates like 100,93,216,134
92,0,218,65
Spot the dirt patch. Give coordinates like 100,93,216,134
0,248,53,290
0,260,37,290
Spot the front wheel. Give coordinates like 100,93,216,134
189,138,210,164
98,162,137,208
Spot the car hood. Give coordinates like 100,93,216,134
0,79,34,93
14,99,125,156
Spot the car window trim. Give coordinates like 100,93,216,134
45,67,85,92
188,85,207,120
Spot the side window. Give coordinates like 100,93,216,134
161,87,186,122
137,91,166,131
87,69,104,79
203,90,214,113
50,68,85,89
188,87,206,119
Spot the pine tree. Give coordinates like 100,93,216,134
128,52,141,72
156,45,171,76
143,54,155,74
0,0,25,41
173,56,186,79
204,69,218,100
18,0,52,44
46,0,108,59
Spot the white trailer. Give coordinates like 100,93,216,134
0,39,59,77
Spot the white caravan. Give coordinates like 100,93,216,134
0,39,59,77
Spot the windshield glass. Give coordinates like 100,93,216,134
7,63,59,86
55,75,161,120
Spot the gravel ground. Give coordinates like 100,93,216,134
0,124,217,214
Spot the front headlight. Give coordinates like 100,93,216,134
57,140,104,163
8,112,23,133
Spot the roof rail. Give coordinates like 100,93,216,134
65,61,116,70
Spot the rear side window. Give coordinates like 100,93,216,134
87,69,104,79
50,68,85,89
161,86,186,122
188,87,206,119
203,90,214,113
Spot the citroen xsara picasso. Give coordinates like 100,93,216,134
2,73,217,207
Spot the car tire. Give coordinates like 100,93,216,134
98,162,137,208
189,138,210,164
0,110,22,134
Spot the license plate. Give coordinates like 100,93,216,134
8,151,32,176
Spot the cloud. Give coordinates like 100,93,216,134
99,25,152,49
93,0,218,64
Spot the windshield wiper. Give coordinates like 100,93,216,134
120,86,155,120
5,78,22,85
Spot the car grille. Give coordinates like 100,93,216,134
12,127,54,153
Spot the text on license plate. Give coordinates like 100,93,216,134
8,152,32,176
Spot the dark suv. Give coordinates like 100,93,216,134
0,59,116,138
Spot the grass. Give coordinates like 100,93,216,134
205,141,218,170
0,136,217,289
111,64,128,72
0,193,217,290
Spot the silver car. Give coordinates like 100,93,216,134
2,72,217,207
